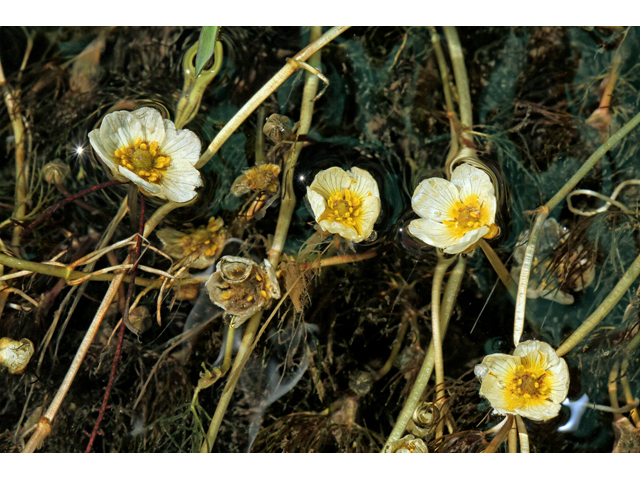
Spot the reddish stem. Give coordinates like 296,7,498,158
21,179,121,238
85,194,145,453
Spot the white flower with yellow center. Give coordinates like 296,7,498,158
88,107,203,203
474,340,570,422
408,163,499,254
306,167,381,243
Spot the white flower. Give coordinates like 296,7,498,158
474,340,570,422
306,167,381,243
408,163,498,254
88,107,203,203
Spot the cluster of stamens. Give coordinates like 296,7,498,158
114,137,171,184
506,363,551,406
319,188,364,235
219,269,270,305
179,217,225,258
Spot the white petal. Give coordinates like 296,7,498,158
118,166,162,196
318,218,359,240
348,167,380,199
411,177,460,222
450,163,495,200
161,171,201,203
309,167,349,199
357,195,381,241
306,188,327,220
131,107,165,145
88,130,123,179
100,110,142,152
407,218,459,249
443,226,488,254
160,119,201,165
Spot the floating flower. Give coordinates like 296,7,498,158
474,340,569,422
0,337,34,375
306,167,380,243
156,216,226,269
205,256,281,327
88,107,202,203
408,163,498,254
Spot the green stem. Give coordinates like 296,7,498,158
556,249,640,357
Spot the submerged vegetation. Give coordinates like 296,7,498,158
1,26,640,453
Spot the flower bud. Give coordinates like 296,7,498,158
0,337,35,374
42,159,70,185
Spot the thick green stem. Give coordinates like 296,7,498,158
556,249,640,357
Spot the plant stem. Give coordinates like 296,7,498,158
21,198,183,452
513,207,549,346
442,26,473,144
0,57,28,253
511,88,640,350
382,254,466,450
196,26,349,169
482,414,514,453
432,253,456,438
199,26,327,453
556,248,640,357
515,414,529,453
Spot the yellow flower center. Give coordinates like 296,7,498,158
503,355,553,410
114,137,171,184
317,188,364,236
442,194,497,240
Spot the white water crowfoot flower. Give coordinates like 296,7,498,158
306,166,381,243
88,107,203,203
408,163,499,254
474,340,570,422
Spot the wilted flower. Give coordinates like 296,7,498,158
409,163,499,254
263,114,293,143
306,166,380,243
474,340,569,422
88,107,202,203
157,216,226,269
383,434,429,453
205,256,281,327
232,164,281,196
0,337,34,375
